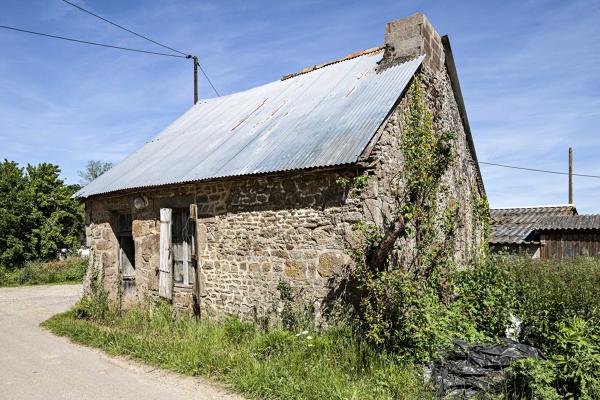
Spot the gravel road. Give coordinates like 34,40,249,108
0,284,244,400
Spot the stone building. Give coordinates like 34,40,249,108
76,14,487,319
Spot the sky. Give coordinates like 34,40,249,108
1,0,599,213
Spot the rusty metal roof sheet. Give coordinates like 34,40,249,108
536,215,600,231
75,52,424,198
489,205,577,244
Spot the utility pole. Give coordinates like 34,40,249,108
193,56,198,105
568,147,573,205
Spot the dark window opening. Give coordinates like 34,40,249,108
172,209,195,286
117,214,135,277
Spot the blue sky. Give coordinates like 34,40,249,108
1,0,599,212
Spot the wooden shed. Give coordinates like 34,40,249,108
537,215,600,259
489,205,577,258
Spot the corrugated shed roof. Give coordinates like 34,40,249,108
536,215,600,231
489,205,577,244
75,52,424,198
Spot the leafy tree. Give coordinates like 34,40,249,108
78,160,113,184
0,160,84,269
0,161,30,267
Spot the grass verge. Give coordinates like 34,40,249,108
0,257,87,287
42,304,433,400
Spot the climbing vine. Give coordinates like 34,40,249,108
343,75,485,358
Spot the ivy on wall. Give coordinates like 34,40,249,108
340,75,489,358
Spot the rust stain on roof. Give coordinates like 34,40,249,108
281,46,384,81
231,98,268,132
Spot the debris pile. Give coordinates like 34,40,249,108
426,340,546,398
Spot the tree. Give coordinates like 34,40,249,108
78,160,113,184
0,161,30,267
0,160,84,268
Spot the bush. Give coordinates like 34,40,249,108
505,257,600,351
550,317,600,399
505,357,560,400
0,160,84,267
356,268,484,361
0,257,87,287
487,257,600,399
455,257,517,337
71,293,109,321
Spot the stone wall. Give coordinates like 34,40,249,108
85,169,361,320
84,63,486,322
360,63,486,269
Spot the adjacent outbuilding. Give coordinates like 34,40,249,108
490,205,600,259
536,214,600,259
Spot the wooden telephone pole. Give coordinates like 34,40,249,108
569,147,573,205
193,56,199,105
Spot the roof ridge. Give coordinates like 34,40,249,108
491,204,575,210
281,46,385,81
541,214,600,218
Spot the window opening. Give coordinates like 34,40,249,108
117,213,135,277
172,209,195,286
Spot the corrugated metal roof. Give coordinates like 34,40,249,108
76,52,424,198
536,215,600,231
489,205,577,244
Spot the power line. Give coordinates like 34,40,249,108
60,0,189,57
59,0,220,96
197,62,220,97
0,24,188,58
478,161,600,179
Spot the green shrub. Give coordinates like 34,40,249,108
357,268,484,361
0,257,87,287
275,280,316,332
549,317,600,399
71,294,109,321
506,257,600,351
492,257,600,399
0,160,84,267
455,256,517,337
505,357,560,400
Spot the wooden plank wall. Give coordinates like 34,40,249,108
540,230,600,260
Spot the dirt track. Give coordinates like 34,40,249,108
0,284,243,400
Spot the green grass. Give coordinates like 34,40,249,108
42,303,433,400
0,257,87,287
39,256,600,399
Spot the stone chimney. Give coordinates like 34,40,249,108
383,13,445,72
